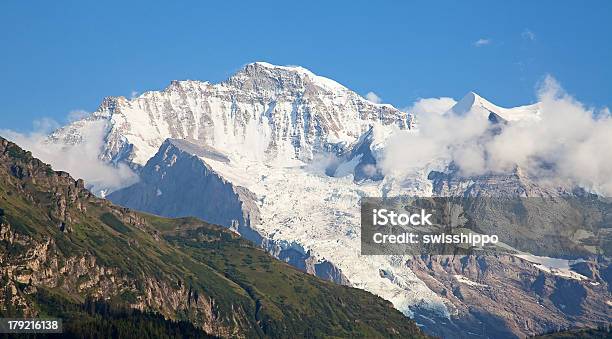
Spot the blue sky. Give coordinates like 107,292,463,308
1,0,610,131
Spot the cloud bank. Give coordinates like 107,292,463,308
405,97,457,116
1,116,138,196
383,76,612,195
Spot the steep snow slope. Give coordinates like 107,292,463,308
49,62,411,167
450,91,541,121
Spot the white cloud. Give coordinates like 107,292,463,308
31,117,60,134
0,116,138,195
130,90,139,99
404,97,457,116
522,29,536,41
365,91,382,104
381,76,612,196
473,38,491,47
485,75,612,194
381,103,489,176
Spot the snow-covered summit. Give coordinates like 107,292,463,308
49,62,410,166
450,91,540,121
239,62,346,91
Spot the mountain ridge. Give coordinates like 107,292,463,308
450,91,541,121
49,62,411,169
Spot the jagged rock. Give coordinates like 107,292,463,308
49,62,411,167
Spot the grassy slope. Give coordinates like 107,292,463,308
0,138,427,338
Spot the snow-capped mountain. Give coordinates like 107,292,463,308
450,91,541,122
49,62,410,167
45,63,611,338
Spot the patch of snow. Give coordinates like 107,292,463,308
453,275,488,287
514,253,589,281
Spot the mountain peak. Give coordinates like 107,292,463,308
48,62,407,168
234,61,346,92
450,91,541,122
451,91,497,115
247,61,308,72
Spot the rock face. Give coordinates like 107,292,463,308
49,62,410,167
406,254,610,339
0,226,235,336
414,166,611,337
0,138,238,336
327,126,385,183
428,165,555,198
108,139,258,233
428,165,611,256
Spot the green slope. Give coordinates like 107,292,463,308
0,137,427,338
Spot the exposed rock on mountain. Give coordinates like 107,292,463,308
406,254,610,338
108,139,259,234
327,126,386,183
